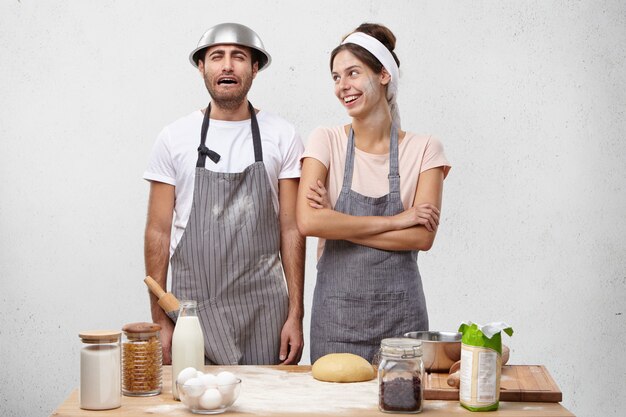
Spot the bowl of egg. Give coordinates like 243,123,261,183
176,367,241,414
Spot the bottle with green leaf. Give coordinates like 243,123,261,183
458,322,513,411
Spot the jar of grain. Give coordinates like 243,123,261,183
121,322,162,396
378,338,424,414
79,330,122,410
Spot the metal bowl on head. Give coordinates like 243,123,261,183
189,23,271,70
404,331,461,373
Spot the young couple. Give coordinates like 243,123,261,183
144,22,451,367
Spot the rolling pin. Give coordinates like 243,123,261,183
144,276,180,313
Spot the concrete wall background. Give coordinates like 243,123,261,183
1,1,624,416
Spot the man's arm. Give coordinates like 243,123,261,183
277,178,305,364
144,181,176,365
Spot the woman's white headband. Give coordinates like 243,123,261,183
341,32,401,127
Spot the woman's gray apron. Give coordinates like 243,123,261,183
168,102,288,365
310,125,429,363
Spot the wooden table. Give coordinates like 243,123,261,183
51,366,575,417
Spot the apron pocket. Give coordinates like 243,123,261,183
323,290,409,344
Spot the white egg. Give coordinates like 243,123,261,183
217,371,239,399
217,381,236,397
177,367,198,385
183,377,206,398
181,392,200,409
219,388,235,406
199,388,222,410
216,371,237,386
199,373,218,388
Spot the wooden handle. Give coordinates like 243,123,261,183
449,360,461,375
502,344,510,365
158,293,180,313
447,371,460,388
144,276,166,298
144,276,180,313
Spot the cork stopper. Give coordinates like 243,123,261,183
122,322,162,334
79,330,121,344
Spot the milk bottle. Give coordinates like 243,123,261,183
171,300,205,400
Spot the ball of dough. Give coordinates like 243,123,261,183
312,353,376,382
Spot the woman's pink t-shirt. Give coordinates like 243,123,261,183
302,126,451,258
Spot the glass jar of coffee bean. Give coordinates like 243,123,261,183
378,338,424,413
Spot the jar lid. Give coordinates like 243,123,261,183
79,330,121,344
122,322,162,334
381,337,422,358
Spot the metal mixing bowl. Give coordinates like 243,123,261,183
189,23,271,70
404,331,462,373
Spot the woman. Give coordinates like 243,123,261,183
297,23,451,363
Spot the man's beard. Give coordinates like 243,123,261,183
204,73,253,111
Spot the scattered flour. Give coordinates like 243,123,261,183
144,404,186,414
231,367,378,414
426,400,454,410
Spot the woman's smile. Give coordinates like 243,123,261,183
343,94,362,107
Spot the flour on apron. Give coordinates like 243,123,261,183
310,125,428,363
168,102,288,365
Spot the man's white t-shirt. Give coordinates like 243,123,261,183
144,109,304,256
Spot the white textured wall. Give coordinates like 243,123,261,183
1,1,624,417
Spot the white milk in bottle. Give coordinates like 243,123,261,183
171,300,205,400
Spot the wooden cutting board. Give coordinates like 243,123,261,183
425,365,563,402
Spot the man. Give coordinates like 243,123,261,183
144,23,305,365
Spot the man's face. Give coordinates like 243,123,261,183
198,44,258,110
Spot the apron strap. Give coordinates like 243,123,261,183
342,124,401,193
341,128,357,192
249,102,263,163
388,124,401,195
196,101,263,168
197,103,220,167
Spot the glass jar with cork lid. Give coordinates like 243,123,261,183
121,322,162,396
378,337,424,414
79,330,122,410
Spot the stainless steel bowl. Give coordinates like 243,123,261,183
189,22,271,70
404,331,462,373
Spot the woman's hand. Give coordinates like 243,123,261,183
392,203,440,232
306,180,331,209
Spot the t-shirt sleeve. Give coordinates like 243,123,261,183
279,125,305,179
422,136,451,179
143,127,176,185
301,126,332,168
